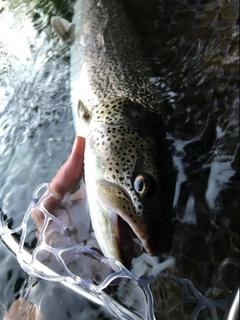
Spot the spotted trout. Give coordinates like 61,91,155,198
52,0,175,267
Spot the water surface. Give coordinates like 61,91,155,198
0,0,239,319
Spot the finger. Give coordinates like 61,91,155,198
50,136,85,199
3,298,44,320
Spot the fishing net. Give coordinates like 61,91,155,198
0,183,235,320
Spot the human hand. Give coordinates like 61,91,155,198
3,298,44,320
32,136,85,232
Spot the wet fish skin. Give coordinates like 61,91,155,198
52,0,175,265
69,0,156,127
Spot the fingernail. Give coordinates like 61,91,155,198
71,136,85,155
71,136,78,154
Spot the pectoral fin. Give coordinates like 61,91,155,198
51,16,75,45
78,100,91,123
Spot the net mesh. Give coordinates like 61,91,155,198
0,183,232,320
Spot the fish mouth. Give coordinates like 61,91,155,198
95,180,150,267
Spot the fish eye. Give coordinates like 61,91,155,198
134,174,150,196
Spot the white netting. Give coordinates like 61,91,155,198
0,183,233,320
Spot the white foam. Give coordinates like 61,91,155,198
131,253,175,278
181,195,197,225
205,159,235,210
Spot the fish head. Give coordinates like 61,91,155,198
83,98,175,267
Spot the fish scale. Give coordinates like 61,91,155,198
70,0,157,115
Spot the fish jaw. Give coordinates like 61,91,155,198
89,181,152,265
90,206,121,263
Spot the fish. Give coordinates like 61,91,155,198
52,0,175,267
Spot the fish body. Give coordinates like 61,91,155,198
52,0,175,266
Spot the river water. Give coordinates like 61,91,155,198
0,0,239,319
